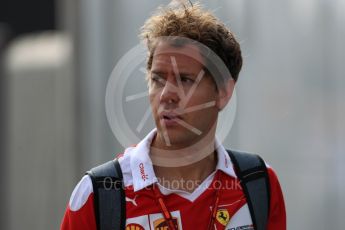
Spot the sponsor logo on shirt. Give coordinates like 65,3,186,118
139,163,149,181
126,223,145,230
126,210,182,230
153,217,179,230
126,195,138,206
225,156,229,168
149,211,182,230
126,215,149,229
228,225,254,230
216,209,230,226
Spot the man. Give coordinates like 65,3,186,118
61,2,286,230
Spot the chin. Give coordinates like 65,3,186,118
157,128,201,148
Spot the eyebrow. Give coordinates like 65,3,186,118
151,69,196,77
150,70,166,75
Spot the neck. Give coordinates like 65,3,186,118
150,125,218,192
153,151,217,192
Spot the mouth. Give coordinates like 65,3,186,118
159,112,182,126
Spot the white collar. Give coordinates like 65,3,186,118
127,129,237,192
214,138,237,179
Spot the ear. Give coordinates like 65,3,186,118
216,78,235,110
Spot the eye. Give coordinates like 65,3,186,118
151,73,166,86
180,75,195,84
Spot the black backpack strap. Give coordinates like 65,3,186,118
86,159,126,230
226,150,270,230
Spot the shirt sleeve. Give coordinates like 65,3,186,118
266,167,287,230
60,175,97,230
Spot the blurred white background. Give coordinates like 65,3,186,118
1,0,344,229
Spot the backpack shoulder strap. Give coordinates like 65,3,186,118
86,159,126,230
226,149,270,230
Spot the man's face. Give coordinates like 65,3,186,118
148,41,221,149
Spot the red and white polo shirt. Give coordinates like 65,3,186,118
61,130,286,230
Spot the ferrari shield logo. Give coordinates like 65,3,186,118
216,209,230,226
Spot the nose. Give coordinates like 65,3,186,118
160,78,181,105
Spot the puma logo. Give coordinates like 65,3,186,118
125,195,138,206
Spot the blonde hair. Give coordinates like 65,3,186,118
140,1,242,83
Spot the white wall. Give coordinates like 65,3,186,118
5,32,77,229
